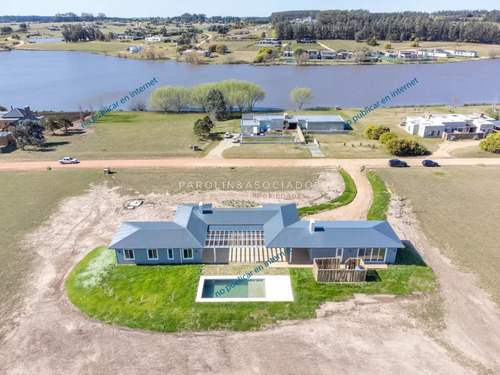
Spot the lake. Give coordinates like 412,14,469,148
0,50,499,111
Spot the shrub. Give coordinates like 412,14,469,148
479,133,500,153
379,132,398,144
364,125,390,140
385,138,427,156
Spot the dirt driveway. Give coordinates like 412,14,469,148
1,180,499,374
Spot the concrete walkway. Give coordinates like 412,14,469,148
204,138,238,158
307,144,325,157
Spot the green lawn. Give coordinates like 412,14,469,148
1,112,240,161
449,145,500,158
222,144,311,158
0,170,104,339
366,171,391,220
376,166,500,306
66,245,435,332
297,170,356,217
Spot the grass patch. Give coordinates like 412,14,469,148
0,170,105,339
366,171,391,220
298,170,356,217
222,144,311,158
376,166,500,306
0,112,240,161
107,167,322,195
66,246,435,332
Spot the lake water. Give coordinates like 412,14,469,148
27,37,63,43
1,50,499,111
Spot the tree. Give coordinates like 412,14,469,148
385,138,427,156
18,23,28,32
148,86,191,112
44,118,63,134
294,48,308,65
193,116,213,139
11,119,45,150
364,125,390,140
245,84,265,111
206,88,226,121
95,29,105,41
290,87,313,110
366,36,378,46
215,44,228,54
190,83,213,112
57,116,73,133
384,43,392,50
479,133,500,153
379,132,398,144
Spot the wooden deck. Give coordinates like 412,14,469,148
229,247,288,264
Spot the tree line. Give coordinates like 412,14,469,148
148,80,265,114
272,10,500,44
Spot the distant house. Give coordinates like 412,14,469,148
282,50,294,57
126,46,142,53
398,51,416,59
336,51,353,59
402,112,496,138
145,36,168,42
47,26,60,31
241,113,347,135
109,203,403,265
320,50,336,59
0,106,43,131
258,38,282,46
446,49,478,57
296,38,316,44
0,131,15,148
307,50,319,59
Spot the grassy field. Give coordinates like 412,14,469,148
366,171,391,220
0,112,240,161
297,170,356,217
376,166,500,306
222,144,311,158
108,167,322,195
66,245,435,332
450,145,500,158
0,170,105,339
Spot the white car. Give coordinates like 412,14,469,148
224,132,232,138
232,136,240,143
59,157,79,164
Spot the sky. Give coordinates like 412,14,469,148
1,0,499,18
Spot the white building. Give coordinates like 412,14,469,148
145,36,168,42
445,49,478,57
320,50,336,59
403,113,496,138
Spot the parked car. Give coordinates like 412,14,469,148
422,159,440,167
59,157,79,164
232,136,240,143
224,132,232,138
388,159,408,167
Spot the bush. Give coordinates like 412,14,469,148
379,132,398,144
479,133,500,153
385,138,427,156
364,125,390,140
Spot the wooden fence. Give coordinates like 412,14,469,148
313,257,367,283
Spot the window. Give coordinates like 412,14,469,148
437,131,441,136
358,248,386,262
147,249,158,260
336,248,342,258
183,248,193,259
124,249,134,260
430,131,435,136
167,249,174,260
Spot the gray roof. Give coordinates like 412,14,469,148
109,222,205,249
109,204,403,250
266,221,403,248
292,115,344,123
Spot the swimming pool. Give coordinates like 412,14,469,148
202,279,266,298
196,275,294,302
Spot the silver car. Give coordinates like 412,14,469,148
59,157,79,164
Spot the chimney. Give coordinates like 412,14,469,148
24,106,31,115
199,202,203,214
309,219,315,233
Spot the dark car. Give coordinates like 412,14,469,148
388,159,408,167
422,159,439,167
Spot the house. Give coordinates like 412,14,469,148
402,112,496,138
307,50,319,59
282,50,294,57
0,106,43,131
336,51,353,59
126,46,142,53
0,131,15,146
398,51,416,59
446,50,478,58
240,113,347,135
296,38,316,44
320,50,336,59
145,36,168,42
109,203,403,265
47,26,60,31
258,38,282,46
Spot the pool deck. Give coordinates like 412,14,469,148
196,275,294,303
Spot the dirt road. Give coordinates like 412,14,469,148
1,157,500,171
2,186,498,374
